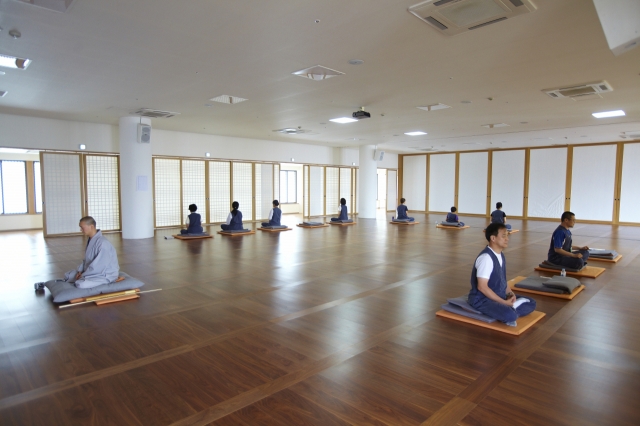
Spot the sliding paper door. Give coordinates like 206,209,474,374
527,148,566,218
325,167,339,215
570,145,617,221
458,152,488,214
387,170,397,211
619,143,640,223
402,155,426,211
309,166,324,216
85,155,120,231
232,162,253,220
182,160,206,224
41,153,84,235
491,150,525,217
429,153,455,212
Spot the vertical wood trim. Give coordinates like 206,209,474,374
116,155,122,231
564,146,573,212
152,158,157,228
353,168,357,214
179,160,184,226
229,161,233,210
612,142,624,224
486,151,493,216
307,165,311,218
398,155,404,201
26,161,35,214
323,166,326,216
205,161,210,224
454,152,460,209
523,148,530,219
80,154,88,217
39,152,49,237
252,162,256,221
425,155,430,212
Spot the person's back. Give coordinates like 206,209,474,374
229,210,243,230
186,212,203,233
490,209,505,224
331,198,349,221
446,212,458,222
263,200,282,227
397,205,409,219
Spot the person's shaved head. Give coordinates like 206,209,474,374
79,216,96,227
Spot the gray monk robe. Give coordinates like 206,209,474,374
63,230,120,289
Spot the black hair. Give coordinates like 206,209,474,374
340,198,346,205
188,204,197,212
400,198,406,204
450,206,457,213
561,211,575,222
79,216,96,226
496,202,502,209
485,222,507,242
231,201,240,216
272,200,279,207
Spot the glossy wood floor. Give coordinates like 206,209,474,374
2,212,640,425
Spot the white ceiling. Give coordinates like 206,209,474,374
0,0,638,154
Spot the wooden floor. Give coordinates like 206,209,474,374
2,213,640,425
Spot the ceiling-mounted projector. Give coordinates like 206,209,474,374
352,110,370,120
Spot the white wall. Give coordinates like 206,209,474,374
429,153,456,212
458,152,488,214
571,145,617,221
402,155,427,211
491,150,525,217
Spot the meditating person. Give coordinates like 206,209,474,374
445,207,464,226
330,198,349,222
262,200,282,227
468,223,536,326
221,201,244,231
394,198,414,221
181,203,205,235
63,216,120,289
547,211,589,269
490,202,511,230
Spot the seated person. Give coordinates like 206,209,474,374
394,198,414,221
180,203,205,234
547,211,589,269
262,200,282,227
62,216,120,289
330,198,349,222
221,201,244,231
445,207,464,226
490,202,511,230
468,223,536,326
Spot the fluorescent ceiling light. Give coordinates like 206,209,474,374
330,117,357,124
592,110,625,118
0,54,32,69
404,131,427,136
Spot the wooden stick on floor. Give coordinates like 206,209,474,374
59,289,163,309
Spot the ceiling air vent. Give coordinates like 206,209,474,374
131,108,180,118
209,95,247,105
273,128,310,135
409,0,537,36
13,0,76,13
543,80,613,101
292,65,344,81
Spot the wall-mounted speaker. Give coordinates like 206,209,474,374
374,150,385,161
137,123,151,143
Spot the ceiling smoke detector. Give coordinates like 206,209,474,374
292,65,344,80
209,95,247,105
131,108,180,118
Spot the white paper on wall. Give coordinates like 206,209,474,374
458,152,488,214
528,148,566,218
491,150,525,217
387,170,397,211
402,155,427,210
620,143,640,223
571,145,616,221
429,154,456,212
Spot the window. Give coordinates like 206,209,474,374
1,160,28,214
280,170,297,203
34,161,42,213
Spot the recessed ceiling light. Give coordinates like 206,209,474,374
405,131,427,136
348,59,364,65
481,123,509,128
0,54,31,70
292,65,344,80
592,110,625,118
330,117,357,124
209,95,247,105
417,103,451,112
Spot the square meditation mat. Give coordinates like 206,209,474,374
436,309,545,335
508,276,585,300
534,265,605,279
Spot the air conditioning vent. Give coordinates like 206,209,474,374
543,80,613,100
409,0,536,36
131,108,180,118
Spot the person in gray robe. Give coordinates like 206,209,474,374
63,216,120,289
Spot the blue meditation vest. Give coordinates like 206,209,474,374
338,205,348,220
490,210,505,224
229,210,243,230
548,225,571,261
186,213,203,234
268,208,282,226
446,212,457,222
468,246,507,306
397,205,409,219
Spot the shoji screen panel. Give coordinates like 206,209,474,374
85,155,120,231
209,161,230,223
620,143,640,223
340,168,352,212
153,158,181,227
458,152,488,214
527,148,567,218
402,155,427,211
429,154,456,212
41,153,84,235
325,167,339,215
571,145,617,221
274,164,280,206
387,170,397,211
258,163,273,220
255,164,262,220
182,160,206,224
354,168,359,214
491,150,525,217
232,162,253,220
309,166,323,216
303,166,309,217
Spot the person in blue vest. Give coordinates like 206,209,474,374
446,207,464,226
180,204,205,235
262,200,282,227
394,198,414,221
330,198,349,222
490,202,511,231
468,223,536,326
547,211,589,269
221,201,243,231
